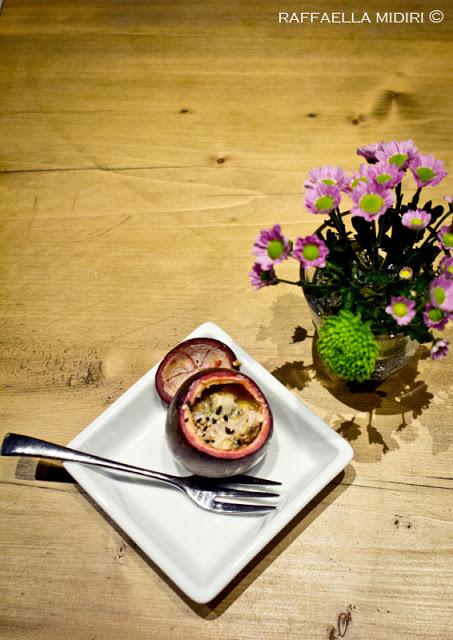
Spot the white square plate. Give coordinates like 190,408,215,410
65,322,353,603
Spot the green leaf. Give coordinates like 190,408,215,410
429,205,445,223
351,216,372,249
408,243,440,270
378,209,394,238
407,322,432,344
326,229,337,244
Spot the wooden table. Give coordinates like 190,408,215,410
1,2,452,638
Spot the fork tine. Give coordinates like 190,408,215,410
212,501,278,514
215,488,280,499
221,474,282,486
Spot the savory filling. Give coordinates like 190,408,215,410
189,383,263,451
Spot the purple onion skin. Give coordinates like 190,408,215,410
165,369,273,478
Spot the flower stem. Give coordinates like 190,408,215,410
419,210,452,250
408,187,421,209
276,278,302,286
395,183,403,211
371,221,379,267
432,210,452,233
330,209,365,268
328,210,342,235
377,217,386,248
335,208,348,239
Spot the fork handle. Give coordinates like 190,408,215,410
1,433,182,487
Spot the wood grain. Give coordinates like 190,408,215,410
1,1,452,639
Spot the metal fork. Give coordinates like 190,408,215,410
1,433,281,515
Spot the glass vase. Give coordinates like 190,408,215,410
301,266,418,382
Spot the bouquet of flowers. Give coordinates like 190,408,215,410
249,140,452,382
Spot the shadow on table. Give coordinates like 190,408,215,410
17,458,354,617
272,337,435,463
256,292,444,462
77,467,355,617
195,469,354,618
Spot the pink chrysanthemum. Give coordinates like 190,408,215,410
366,160,404,189
249,263,277,289
348,164,370,190
423,303,450,330
304,166,348,191
444,195,453,204
292,234,330,268
399,266,413,280
401,209,432,231
305,183,341,214
350,183,394,222
356,142,383,163
430,339,449,361
410,153,447,188
439,256,453,277
376,139,418,170
430,273,453,312
438,225,453,251
252,224,291,269
385,296,416,326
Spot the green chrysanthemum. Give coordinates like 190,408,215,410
317,310,379,382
